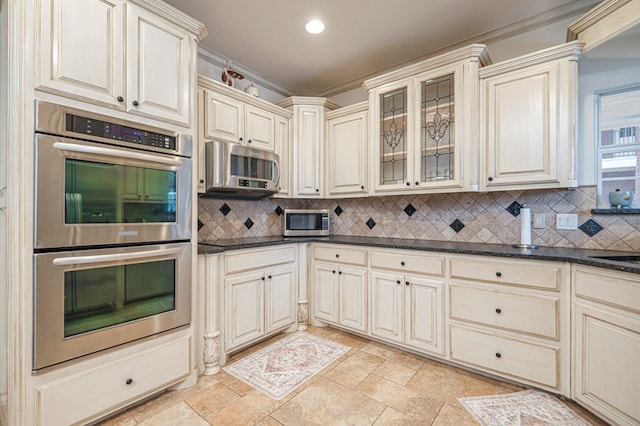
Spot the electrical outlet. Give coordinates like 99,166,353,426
556,213,578,230
533,213,546,229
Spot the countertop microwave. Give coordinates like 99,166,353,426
283,209,330,237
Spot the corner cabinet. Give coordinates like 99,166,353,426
278,97,339,198
479,42,583,190
572,265,640,426
364,44,490,195
325,102,369,197
36,0,204,127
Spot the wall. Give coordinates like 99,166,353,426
198,186,640,251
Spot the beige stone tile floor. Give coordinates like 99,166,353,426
98,326,607,426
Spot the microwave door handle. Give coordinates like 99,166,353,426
52,142,183,166
52,247,182,266
273,159,281,187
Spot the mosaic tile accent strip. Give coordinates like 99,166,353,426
366,218,376,229
244,218,254,229
506,201,522,217
334,205,343,216
404,204,416,217
219,203,231,216
197,187,640,252
275,206,283,216
579,219,603,237
450,219,465,233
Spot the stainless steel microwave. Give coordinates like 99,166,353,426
283,209,330,236
204,139,280,199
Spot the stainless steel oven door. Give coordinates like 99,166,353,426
33,242,191,372
35,134,192,249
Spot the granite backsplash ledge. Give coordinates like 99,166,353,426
197,186,640,252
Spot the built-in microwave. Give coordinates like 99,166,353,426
204,139,280,199
283,209,330,236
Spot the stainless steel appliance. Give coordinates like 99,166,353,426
34,101,192,249
283,209,330,236
204,139,280,199
32,101,192,372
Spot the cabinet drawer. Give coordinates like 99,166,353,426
225,245,296,274
450,284,559,339
371,250,444,276
450,257,562,290
450,325,558,388
574,266,640,314
37,336,191,426
314,245,367,266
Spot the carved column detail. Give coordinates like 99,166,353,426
297,299,309,330
203,330,220,375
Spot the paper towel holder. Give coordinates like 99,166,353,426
513,203,538,250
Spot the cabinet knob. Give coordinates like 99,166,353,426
261,276,265,281
116,96,124,103
405,281,410,286
496,271,502,277
415,181,419,186
495,352,502,358
247,139,252,144
488,176,494,181
132,100,139,107
332,270,336,274
360,185,364,190
335,254,339,258
125,378,133,385
495,308,502,314
406,182,411,186
268,275,272,279
396,280,401,284
401,261,405,266
200,179,204,183
137,194,142,198
316,189,319,192
239,137,243,142
338,271,342,275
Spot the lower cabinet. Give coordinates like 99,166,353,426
223,245,298,354
572,265,640,425
36,335,191,426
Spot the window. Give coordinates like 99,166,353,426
597,86,640,207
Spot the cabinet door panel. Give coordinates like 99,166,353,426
295,106,323,197
313,262,338,323
338,267,367,332
327,111,368,196
245,105,275,151
205,91,243,142
38,0,124,107
225,273,264,351
266,266,296,332
273,116,291,197
127,6,191,125
406,276,443,355
370,271,403,343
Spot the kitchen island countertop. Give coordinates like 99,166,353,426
198,235,640,274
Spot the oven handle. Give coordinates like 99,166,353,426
53,142,183,166
52,247,183,266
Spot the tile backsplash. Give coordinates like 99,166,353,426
198,186,640,251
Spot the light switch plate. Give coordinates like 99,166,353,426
556,213,578,230
533,213,546,229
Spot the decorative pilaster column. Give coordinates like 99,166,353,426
203,331,220,375
297,299,309,330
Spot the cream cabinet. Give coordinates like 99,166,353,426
479,42,582,191
120,168,167,202
448,255,570,395
572,265,640,426
325,102,368,197
278,97,338,198
222,245,297,354
37,0,200,126
369,250,445,356
364,45,489,195
197,76,292,193
311,245,368,332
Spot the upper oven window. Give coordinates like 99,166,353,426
65,159,177,224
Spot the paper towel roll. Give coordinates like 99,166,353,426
520,205,532,246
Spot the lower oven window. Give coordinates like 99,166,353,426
64,259,175,337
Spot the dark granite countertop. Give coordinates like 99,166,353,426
198,235,640,274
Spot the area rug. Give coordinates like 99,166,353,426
223,332,350,400
458,390,591,426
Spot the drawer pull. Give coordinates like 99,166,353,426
495,352,502,358
268,275,272,279
261,276,265,281
495,308,502,314
338,271,343,275
125,378,133,385
396,280,401,284
332,270,336,274
401,261,405,266
405,281,410,286
496,271,502,277
336,254,340,258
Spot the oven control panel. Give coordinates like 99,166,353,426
65,114,177,151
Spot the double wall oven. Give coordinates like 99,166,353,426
33,101,192,372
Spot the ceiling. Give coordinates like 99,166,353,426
164,0,601,96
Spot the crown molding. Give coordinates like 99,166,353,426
566,0,640,51
276,96,340,110
567,0,631,39
197,46,295,98
129,0,207,41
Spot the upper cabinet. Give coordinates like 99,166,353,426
363,45,490,195
479,42,583,191
36,0,205,127
325,102,369,197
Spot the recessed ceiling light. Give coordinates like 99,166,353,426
305,19,325,35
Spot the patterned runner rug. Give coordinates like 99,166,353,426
459,390,591,426
223,331,350,400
